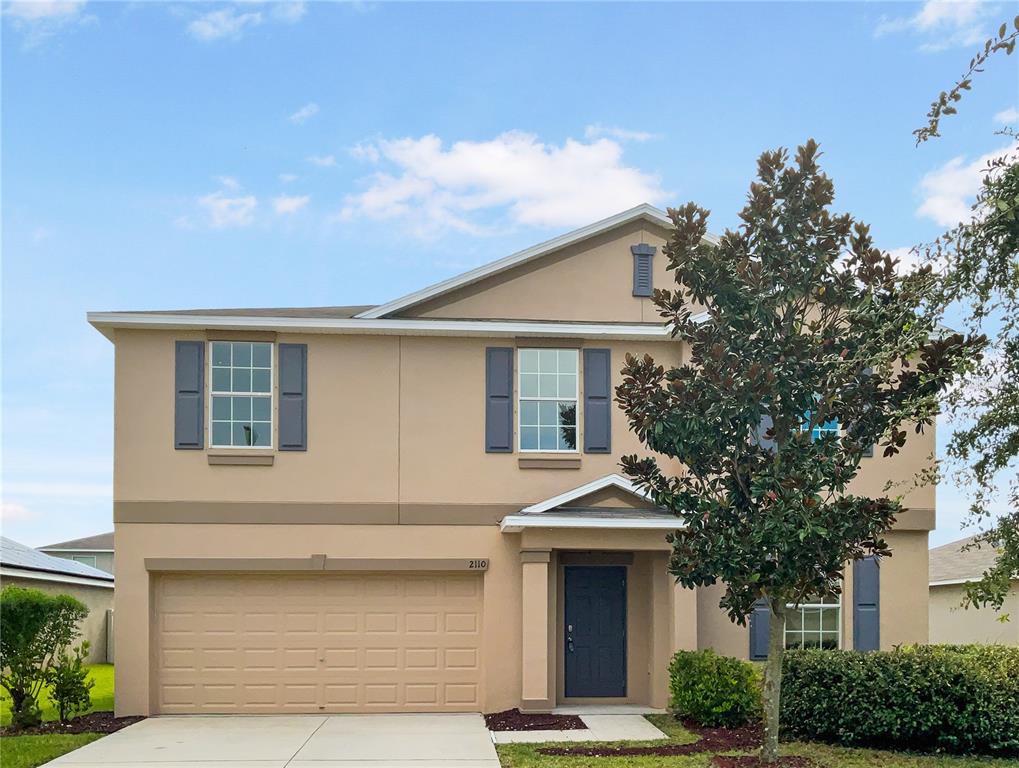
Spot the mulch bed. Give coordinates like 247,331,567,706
713,757,819,768
0,711,144,736
538,719,762,757
485,708,587,731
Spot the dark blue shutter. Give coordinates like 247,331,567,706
583,348,612,453
174,341,204,450
749,598,771,660
278,343,307,451
854,557,880,651
485,348,513,453
631,244,655,297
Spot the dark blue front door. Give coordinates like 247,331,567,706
564,566,627,697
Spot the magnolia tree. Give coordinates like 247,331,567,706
615,141,977,762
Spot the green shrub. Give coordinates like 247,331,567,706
780,645,1019,756
47,643,94,723
0,586,89,730
668,649,760,727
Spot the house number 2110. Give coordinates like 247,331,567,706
467,559,489,570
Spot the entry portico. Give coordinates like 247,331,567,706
501,474,693,712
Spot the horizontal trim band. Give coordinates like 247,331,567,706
115,501,525,525
145,556,489,572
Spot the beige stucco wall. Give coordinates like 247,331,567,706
930,582,1019,645
1,576,112,663
695,529,930,657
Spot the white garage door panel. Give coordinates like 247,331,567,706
154,573,483,714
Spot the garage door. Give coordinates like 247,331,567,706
154,572,483,714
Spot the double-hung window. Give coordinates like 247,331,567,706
210,341,273,448
802,409,840,441
518,349,578,452
785,595,840,649
70,555,97,568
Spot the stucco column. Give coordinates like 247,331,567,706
673,581,698,652
520,550,552,712
650,552,675,708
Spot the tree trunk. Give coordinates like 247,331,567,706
761,597,786,763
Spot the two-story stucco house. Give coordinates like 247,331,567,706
90,204,934,718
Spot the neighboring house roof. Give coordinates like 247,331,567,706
39,531,114,552
929,535,1011,586
1,537,114,587
358,204,717,319
88,204,716,341
500,473,680,533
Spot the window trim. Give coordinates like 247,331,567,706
517,347,580,454
70,554,98,568
208,340,275,450
784,595,842,650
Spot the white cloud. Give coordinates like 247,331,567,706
271,1,306,23
584,124,659,143
874,0,992,51
349,142,380,163
198,190,258,228
886,246,923,275
272,194,309,214
307,154,337,167
215,175,241,191
994,106,1019,124
3,0,90,47
288,102,319,125
188,7,262,41
0,502,37,522
917,146,1013,226
279,173,298,183
340,130,666,236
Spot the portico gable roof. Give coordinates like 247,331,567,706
500,473,681,533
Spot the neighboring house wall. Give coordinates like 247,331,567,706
43,551,115,575
929,582,1019,645
1,576,112,663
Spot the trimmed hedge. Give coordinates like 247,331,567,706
669,649,760,727
780,645,1019,756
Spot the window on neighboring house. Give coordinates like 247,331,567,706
518,348,578,452
70,554,97,568
210,341,273,448
785,595,841,649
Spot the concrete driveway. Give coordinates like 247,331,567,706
45,714,500,768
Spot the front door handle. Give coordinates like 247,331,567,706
567,623,574,652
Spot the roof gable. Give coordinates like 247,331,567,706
40,531,114,551
360,204,711,321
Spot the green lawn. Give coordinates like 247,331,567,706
0,734,104,768
496,715,1019,768
0,665,114,768
0,664,114,727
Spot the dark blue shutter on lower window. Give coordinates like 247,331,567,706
854,557,880,651
174,341,204,450
278,343,307,451
583,348,611,453
749,598,771,660
485,348,513,453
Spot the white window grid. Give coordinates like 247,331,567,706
209,341,274,449
785,595,841,650
518,348,579,453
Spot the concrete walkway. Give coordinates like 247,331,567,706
45,714,500,768
490,713,666,744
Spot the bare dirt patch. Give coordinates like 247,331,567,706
1,711,144,736
713,756,819,768
485,708,587,731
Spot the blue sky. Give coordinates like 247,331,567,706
2,0,1015,547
